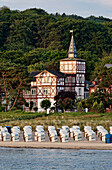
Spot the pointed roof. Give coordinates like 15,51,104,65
68,34,77,58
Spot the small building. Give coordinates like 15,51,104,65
23,32,86,112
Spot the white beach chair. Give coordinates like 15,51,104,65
36,125,44,131
62,126,69,133
60,129,69,142
72,126,80,131
11,126,20,142
35,131,45,142
35,126,45,142
99,129,108,142
48,126,55,136
110,127,112,134
1,127,11,141
48,129,58,142
0,126,2,141
84,126,92,137
85,129,96,141
69,128,75,138
73,129,82,141
96,126,104,136
70,126,81,139
23,126,32,142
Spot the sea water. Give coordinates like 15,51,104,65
0,148,112,170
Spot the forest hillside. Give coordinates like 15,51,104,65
0,6,112,80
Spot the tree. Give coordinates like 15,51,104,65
40,99,51,112
77,101,83,112
92,101,98,113
91,55,112,88
58,97,72,113
34,107,38,112
54,91,77,112
97,101,105,113
29,101,34,111
82,90,110,112
0,61,30,111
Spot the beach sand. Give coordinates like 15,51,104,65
0,141,112,150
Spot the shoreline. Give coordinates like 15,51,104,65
0,141,112,150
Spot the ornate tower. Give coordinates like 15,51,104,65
60,30,86,99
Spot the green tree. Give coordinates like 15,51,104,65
92,54,112,87
29,101,34,111
92,101,98,113
34,107,38,112
40,99,51,112
97,101,105,113
0,62,30,111
77,101,83,112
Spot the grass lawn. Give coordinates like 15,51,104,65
0,110,112,131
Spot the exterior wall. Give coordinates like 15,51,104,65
76,61,85,74
76,74,85,87
23,70,57,112
60,61,76,74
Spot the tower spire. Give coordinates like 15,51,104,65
68,30,77,58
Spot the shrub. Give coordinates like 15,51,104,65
40,99,51,111
34,107,38,112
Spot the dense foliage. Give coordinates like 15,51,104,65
78,90,112,113
54,91,77,112
0,61,30,111
0,6,112,80
40,99,51,111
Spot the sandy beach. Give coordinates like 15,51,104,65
0,141,112,150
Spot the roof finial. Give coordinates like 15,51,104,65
70,30,73,36
68,30,77,58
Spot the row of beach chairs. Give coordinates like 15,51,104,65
0,126,20,142
0,125,111,142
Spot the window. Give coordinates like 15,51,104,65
65,65,68,70
45,77,47,83
65,87,70,91
48,77,51,82
25,90,29,95
79,76,82,83
69,77,71,82
43,88,50,95
42,77,44,83
32,89,36,95
79,88,81,96
72,77,75,83
69,65,72,70
65,77,68,83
